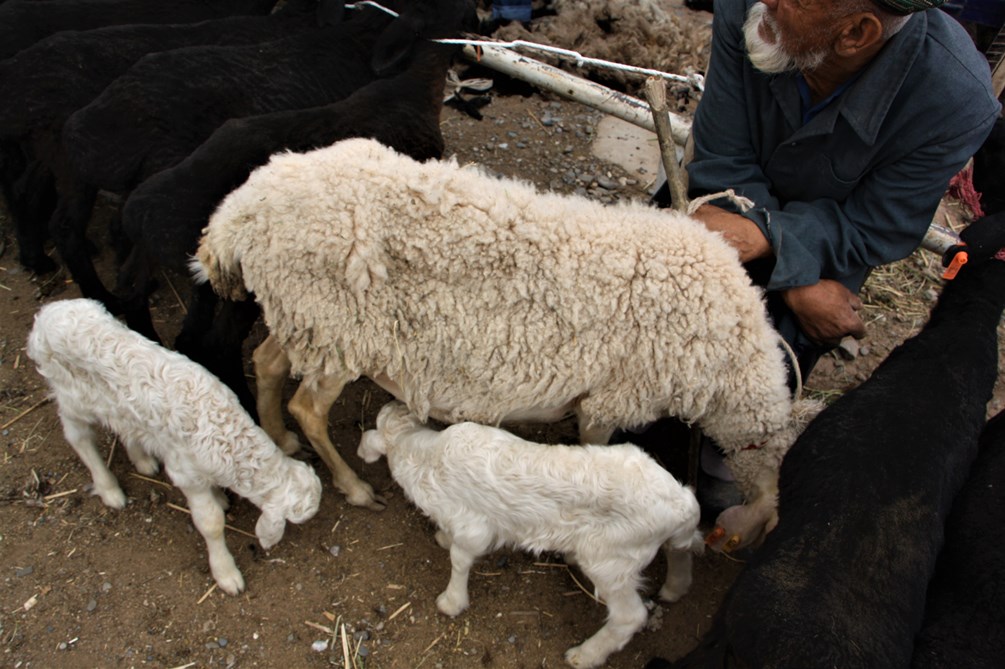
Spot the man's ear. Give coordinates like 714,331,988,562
834,12,885,58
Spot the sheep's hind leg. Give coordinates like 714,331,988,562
436,539,486,617
288,374,387,511
180,485,244,595
61,415,126,509
658,540,697,602
252,335,302,455
565,562,648,669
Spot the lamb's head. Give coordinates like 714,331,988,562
706,397,824,553
357,429,388,464
255,459,322,550
358,401,421,463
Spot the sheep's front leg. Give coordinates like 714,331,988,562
252,335,301,455
180,485,244,595
565,566,648,669
60,414,127,509
288,374,387,511
436,542,479,617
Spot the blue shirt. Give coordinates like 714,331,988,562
687,0,1001,292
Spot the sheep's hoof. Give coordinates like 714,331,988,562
565,643,605,669
341,480,387,511
214,568,246,596
278,431,302,455
96,486,128,510
435,591,468,617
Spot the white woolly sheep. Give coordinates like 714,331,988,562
358,400,704,669
25,298,322,595
192,137,821,551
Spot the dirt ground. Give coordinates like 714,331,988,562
2,8,1004,669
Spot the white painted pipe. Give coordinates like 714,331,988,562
461,44,691,145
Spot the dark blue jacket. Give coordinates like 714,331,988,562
687,0,1001,293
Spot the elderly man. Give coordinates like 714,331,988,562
650,0,1000,512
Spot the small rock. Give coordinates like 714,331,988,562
15,566,33,577
596,175,619,190
328,545,341,557
86,598,97,612
58,642,68,651
836,337,860,360
217,638,228,648
311,639,329,652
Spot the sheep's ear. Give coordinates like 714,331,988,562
371,12,422,75
316,0,345,27
256,511,286,550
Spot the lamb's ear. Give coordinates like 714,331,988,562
256,511,286,550
316,0,344,27
370,12,421,75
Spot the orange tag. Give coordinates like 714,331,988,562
942,250,968,280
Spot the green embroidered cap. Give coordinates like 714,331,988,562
871,0,947,14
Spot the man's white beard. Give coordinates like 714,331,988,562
743,3,826,74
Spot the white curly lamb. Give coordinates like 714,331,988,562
358,400,703,669
193,137,820,551
26,298,322,595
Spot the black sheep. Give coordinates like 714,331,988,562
646,211,1005,669
911,406,1005,669
0,0,277,60
120,24,470,410
45,0,418,334
0,0,337,275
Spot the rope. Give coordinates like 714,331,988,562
685,189,754,216
345,1,398,17
433,38,705,92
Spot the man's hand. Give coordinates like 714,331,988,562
691,203,771,263
782,280,866,347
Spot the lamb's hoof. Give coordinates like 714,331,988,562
279,431,302,455
436,591,468,617
658,580,689,603
214,569,246,596
565,643,605,669
133,457,160,477
96,486,128,510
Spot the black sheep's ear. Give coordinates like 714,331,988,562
960,210,1005,259
371,13,422,75
316,0,345,27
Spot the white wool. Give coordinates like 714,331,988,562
26,298,322,594
358,400,702,668
195,137,817,548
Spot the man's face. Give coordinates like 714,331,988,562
744,0,837,74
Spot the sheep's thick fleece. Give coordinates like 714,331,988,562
198,138,792,450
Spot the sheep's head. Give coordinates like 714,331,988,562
706,397,824,553
255,460,322,550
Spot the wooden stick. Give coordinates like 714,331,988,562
644,76,689,213
1,398,52,431
196,584,217,604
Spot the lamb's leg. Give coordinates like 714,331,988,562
179,485,244,595
288,374,387,511
120,438,159,476
252,335,301,454
60,414,126,509
565,562,648,669
436,541,482,616
658,541,695,602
